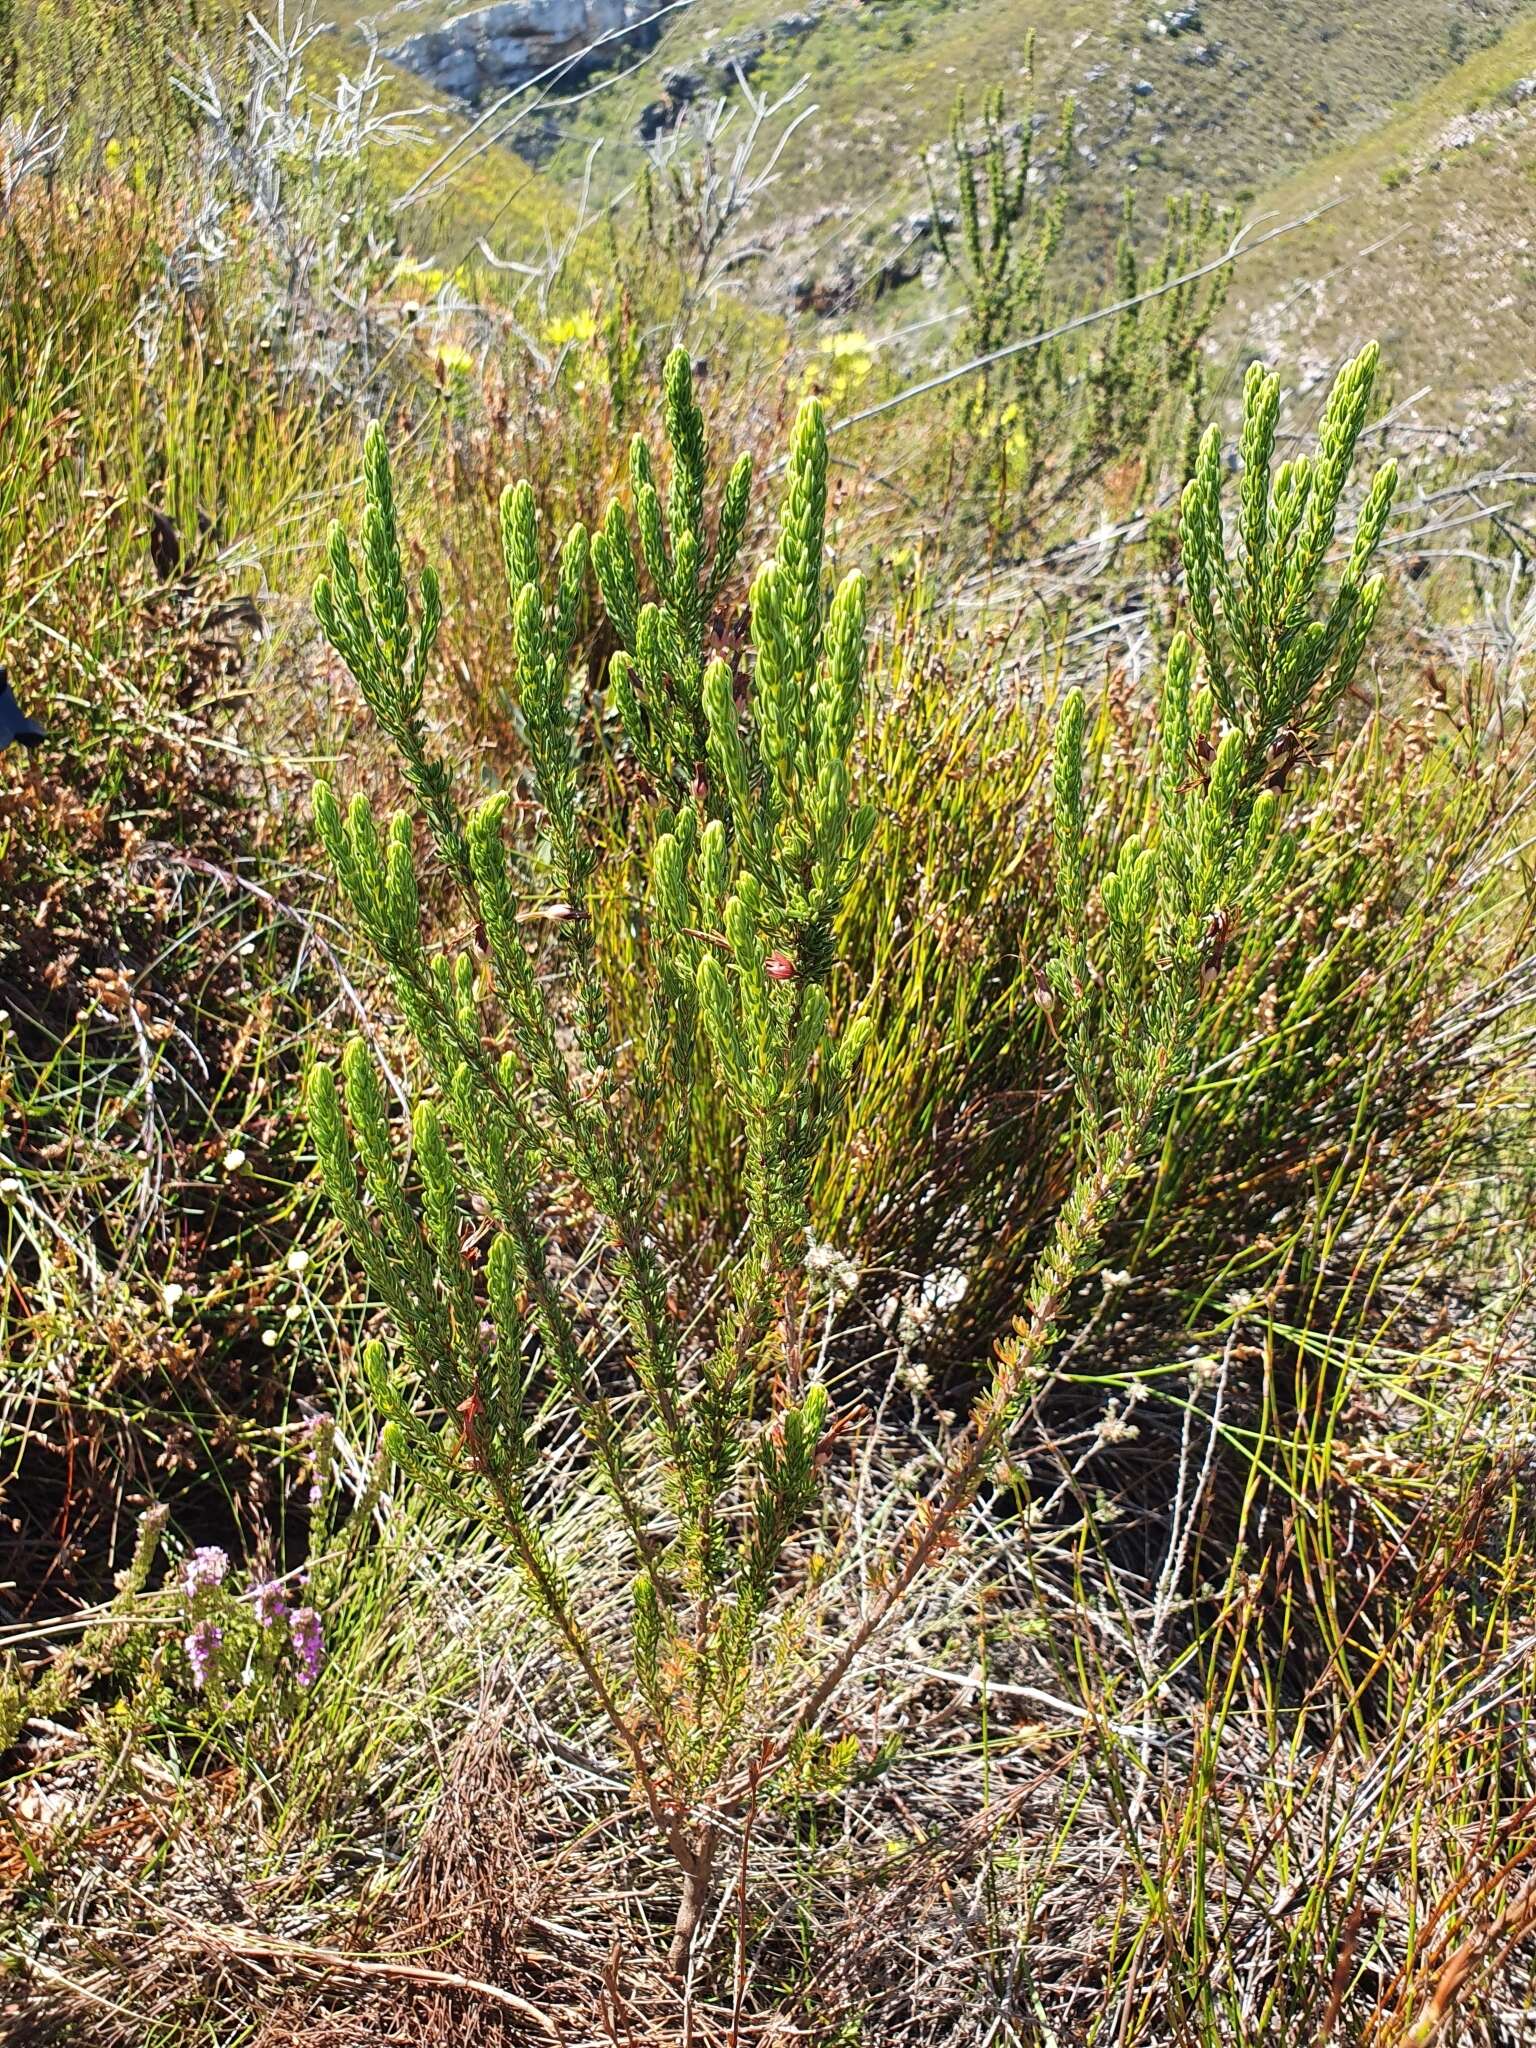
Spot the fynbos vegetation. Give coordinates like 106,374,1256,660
5,4,1536,2044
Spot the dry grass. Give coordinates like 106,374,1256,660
10,1286,1536,2046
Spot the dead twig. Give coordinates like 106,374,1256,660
165,1923,565,2042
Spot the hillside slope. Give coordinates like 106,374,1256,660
388,0,1536,293
1213,16,1536,445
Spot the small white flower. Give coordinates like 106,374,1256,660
0,1176,21,1200
897,1355,932,1395
804,1237,859,1307
223,1147,248,1172
286,1248,310,1276
163,1282,186,1310
1094,1401,1140,1447
260,1328,279,1349
1100,1267,1132,1293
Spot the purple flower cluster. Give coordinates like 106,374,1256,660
174,1553,324,1702
184,1618,223,1690
250,1579,290,1629
289,1605,324,1688
181,1545,229,1598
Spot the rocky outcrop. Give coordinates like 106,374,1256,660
635,7,822,140
390,0,662,106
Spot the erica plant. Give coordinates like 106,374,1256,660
308,356,872,1967
305,344,1393,1972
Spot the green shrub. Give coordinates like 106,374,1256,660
926,79,1233,524
304,344,1394,1969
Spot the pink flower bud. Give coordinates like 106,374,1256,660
184,1619,223,1690
289,1605,324,1689
764,951,797,982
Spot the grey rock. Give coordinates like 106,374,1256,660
485,0,602,38
660,64,704,100
706,28,768,79
432,47,483,95
484,34,541,79
1131,78,1155,97
901,205,956,241
391,0,659,108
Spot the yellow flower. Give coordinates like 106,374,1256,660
545,312,598,348
431,340,476,379
805,328,875,402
